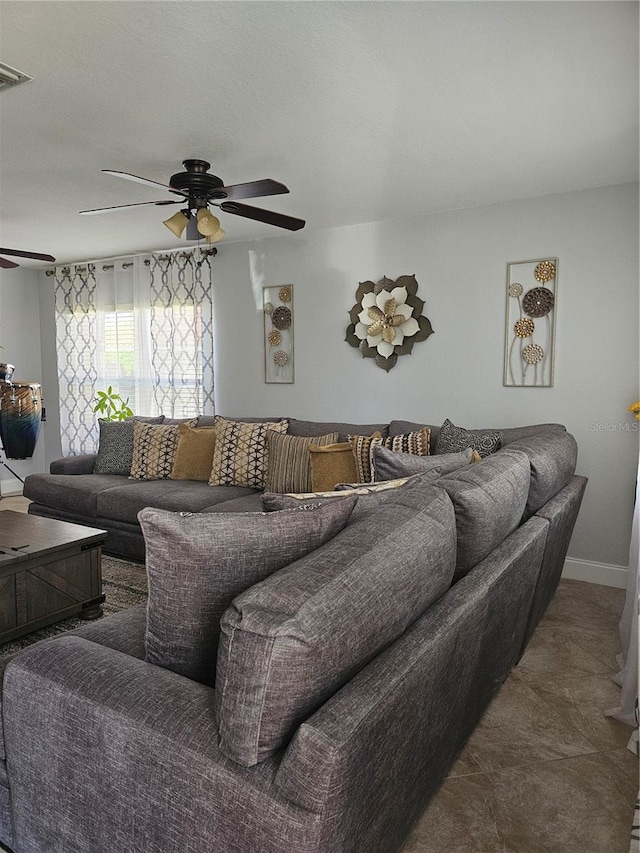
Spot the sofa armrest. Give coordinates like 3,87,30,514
49,454,97,474
3,636,315,853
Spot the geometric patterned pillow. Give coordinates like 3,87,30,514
349,427,431,484
129,420,197,480
94,416,165,475
434,418,501,459
208,416,289,489
93,420,135,475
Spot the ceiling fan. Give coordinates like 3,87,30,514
0,248,56,270
80,158,306,243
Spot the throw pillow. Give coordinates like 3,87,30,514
372,445,480,482
94,416,164,476
209,416,289,489
434,418,501,458
264,431,339,493
139,495,358,686
349,427,431,483
169,424,217,481
262,476,416,510
308,433,381,492
130,420,197,480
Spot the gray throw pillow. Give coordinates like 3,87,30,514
434,418,501,458
139,495,358,687
93,416,165,475
372,445,476,482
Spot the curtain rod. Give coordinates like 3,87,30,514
44,247,217,275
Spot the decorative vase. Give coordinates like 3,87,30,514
0,364,15,382
0,382,42,459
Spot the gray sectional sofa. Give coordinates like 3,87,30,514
0,415,586,853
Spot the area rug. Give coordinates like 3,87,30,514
0,555,148,658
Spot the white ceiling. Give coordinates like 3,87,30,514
0,1,638,267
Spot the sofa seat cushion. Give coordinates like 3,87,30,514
139,496,357,686
96,480,259,524
215,480,457,766
200,493,265,513
23,473,141,517
508,431,578,516
436,448,531,580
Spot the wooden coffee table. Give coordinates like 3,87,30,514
0,511,107,644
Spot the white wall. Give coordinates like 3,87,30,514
212,183,639,571
31,183,638,574
0,266,46,493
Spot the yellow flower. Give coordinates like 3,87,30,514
628,401,640,420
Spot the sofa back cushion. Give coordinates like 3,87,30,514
215,482,457,766
436,448,530,580
287,417,389,442
507,430,578,516
139,496,357,686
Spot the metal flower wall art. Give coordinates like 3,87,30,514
346,275,433,372
503,258,558,387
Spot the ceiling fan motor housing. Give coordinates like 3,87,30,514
170,159,228,207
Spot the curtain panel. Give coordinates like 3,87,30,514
53,250,214,456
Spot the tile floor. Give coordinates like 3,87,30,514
0,495,636,852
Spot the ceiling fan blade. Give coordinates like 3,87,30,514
0,257,19,269
217,201,305,231
102,170,188,197
79,200,181,215
0,248,55,262
214,179,289,201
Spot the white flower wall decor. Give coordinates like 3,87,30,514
346,275,434,372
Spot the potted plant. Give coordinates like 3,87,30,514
93,386,134,421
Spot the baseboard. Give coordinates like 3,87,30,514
562,557,629,589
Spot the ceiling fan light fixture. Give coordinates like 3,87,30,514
163,210,189,238
205,227,226,244
196,208,221,237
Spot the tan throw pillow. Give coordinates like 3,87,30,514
309,432,382,492
349,427,431,484
170,424,217,481
209,416,289,489
265,431,339,493
130,420,197,480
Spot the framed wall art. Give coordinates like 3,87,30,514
503,258,558,387
263,285,294,383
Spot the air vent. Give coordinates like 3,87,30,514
0,62,32,91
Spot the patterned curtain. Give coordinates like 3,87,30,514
54,265,99,455
146,252,215,418
54,250,215,456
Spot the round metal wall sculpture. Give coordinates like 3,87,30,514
0,380,42,459
345,274,434,372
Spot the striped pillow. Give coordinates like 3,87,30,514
265,431,339,493
349,427,431,483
